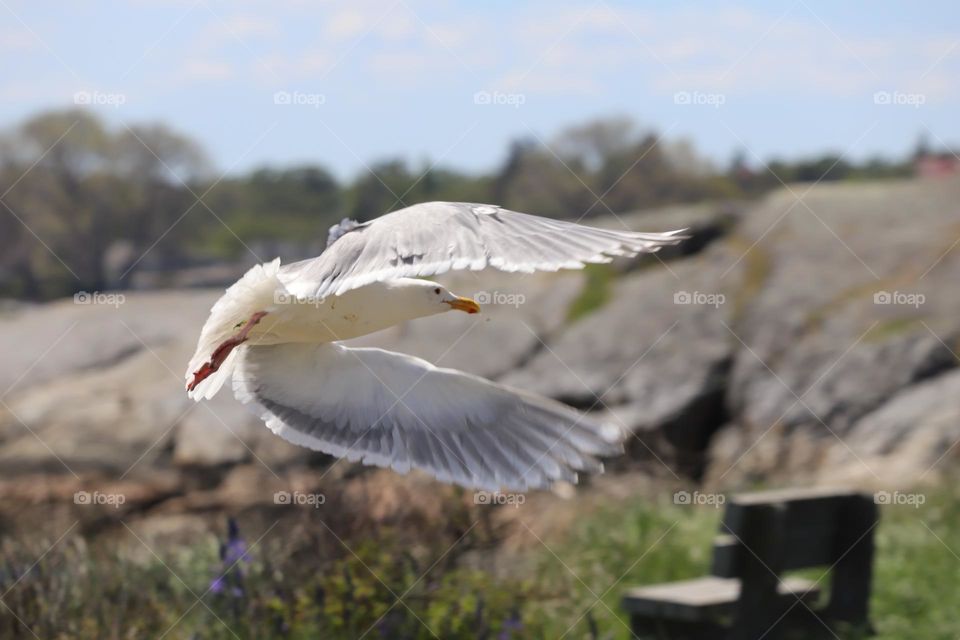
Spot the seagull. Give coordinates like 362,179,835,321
185,202,686,491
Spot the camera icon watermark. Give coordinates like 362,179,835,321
473,491,525,508
873,90,925,108
73,90,127,108
473,90,526,108
274,490,326,508
873,290,925,308
74,291,125,308
874,490,925,508
673,490,725,508
674,90,726,108
673,290,725,308
273,90,326,108
473,290,526,308
74,490,126,508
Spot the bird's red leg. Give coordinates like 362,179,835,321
187,311,268,392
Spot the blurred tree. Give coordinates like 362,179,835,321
493,137,592,218
494,118,732,218
113,122,209,275
554,116,635,172
347,159,418,221
205,165,343,255
0,109,208,296
0,109,921,300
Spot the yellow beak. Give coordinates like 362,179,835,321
445,296,481,314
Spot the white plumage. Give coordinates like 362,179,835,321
279,201,687,298
185,201,686,491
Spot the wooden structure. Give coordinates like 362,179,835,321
622,488,878,639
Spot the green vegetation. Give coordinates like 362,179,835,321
726,236,773,323
0,517,539,640
3,484,959,638
566,263,616,322
863,317,925,343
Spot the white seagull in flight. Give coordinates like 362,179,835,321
185,202,685,491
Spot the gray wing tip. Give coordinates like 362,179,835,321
326,218,364,248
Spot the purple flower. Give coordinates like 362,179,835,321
498,611,523,639
210,517,248,598
221,518,250,566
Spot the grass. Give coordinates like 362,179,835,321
566,263,615,323
533,486,960,639
2,484,960,638
724,236,773,324
862,317,925,343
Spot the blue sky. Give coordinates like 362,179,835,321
2,0,958,178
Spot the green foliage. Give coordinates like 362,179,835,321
526,495,721,637
863,317,925,343
2,485,960,638
0,519,535,640
566,263,615,322
726,237,773,322
201,166,343,256
0,109,209,297
527,486,960,639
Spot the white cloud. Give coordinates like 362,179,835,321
182,59,233,81
469,3,960,100
253,49,334,82
192,12,280,52
324,9,369,41
0,28,36,52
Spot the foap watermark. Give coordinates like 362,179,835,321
274,291,326,308
274,490,326,508
674,90,726,108
474,491,525,508
674,490,725,508
474,290,526,308
73,90,126,108
674,290,725,308
74,490,126,508
273,90,326,108
473,90,526,108
873,290,925,308
74,291,125,308
873,90,925,108
874,490,925,508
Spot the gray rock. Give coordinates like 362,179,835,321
502,242,742,460
348,270,583,380
819,368,960,485
5,177,960,518
709,177,960,487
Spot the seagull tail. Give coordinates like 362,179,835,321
185,258,284,401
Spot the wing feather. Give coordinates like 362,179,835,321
279,202,686,298
233,342,622,492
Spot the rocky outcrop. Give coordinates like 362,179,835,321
704,177,960,486
499,244,740,477
1,178,959,533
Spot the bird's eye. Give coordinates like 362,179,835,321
434,287,441,295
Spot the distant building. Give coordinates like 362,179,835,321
914,151,960,178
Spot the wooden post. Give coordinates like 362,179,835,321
825,494,878,627
729,502,787,640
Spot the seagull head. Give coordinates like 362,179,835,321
397,279,480,316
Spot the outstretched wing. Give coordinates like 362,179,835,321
233,342,622,491
279,202,686,299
